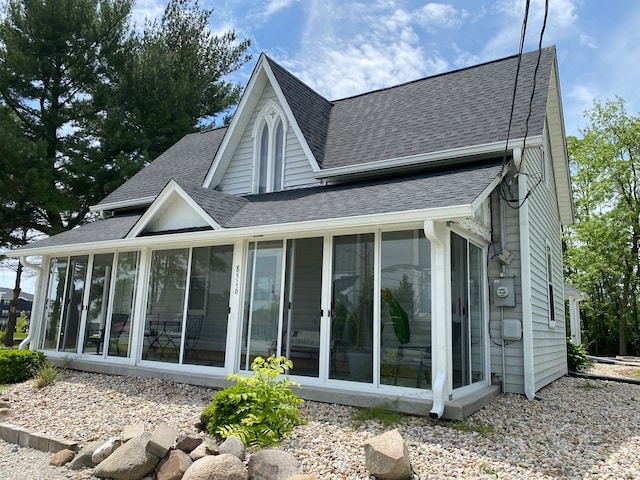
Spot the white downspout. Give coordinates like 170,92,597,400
424,219,449,419
18,256,44,350
518,173,536,400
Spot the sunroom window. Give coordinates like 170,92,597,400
254,102,286,193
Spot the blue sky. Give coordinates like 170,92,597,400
2,0,639,293
131,0,640,137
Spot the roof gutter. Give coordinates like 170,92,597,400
17,256,43,350
315,137,541,180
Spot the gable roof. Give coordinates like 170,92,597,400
96,127,227,210
16,158,503,254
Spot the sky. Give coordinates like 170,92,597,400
129,0,640,138
2,0,639,293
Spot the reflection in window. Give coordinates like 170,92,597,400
380,230,432,389
330,234,374,383
142,249,189,363
41,258,68,351
184,245,233,367
108,251,139,358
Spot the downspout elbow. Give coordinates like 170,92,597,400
429,371,446,419
18,256,43,350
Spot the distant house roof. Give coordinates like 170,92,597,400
0,287,34,302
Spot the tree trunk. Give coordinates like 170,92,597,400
3,261,23,348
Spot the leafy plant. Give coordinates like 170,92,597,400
201,356,305,447
567,338,590,371
32,361,63,389
381,288,410,344
0,349,45,384
351,401,402,428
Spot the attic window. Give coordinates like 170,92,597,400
253,101,287,193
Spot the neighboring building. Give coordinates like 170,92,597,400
0,287,33,328
11,46,573,419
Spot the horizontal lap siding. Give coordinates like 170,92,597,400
219,82,318,195
523,136,567,392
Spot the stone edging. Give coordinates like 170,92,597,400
0,422,78,453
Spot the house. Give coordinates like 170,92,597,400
0,286,33,328
11,46,573,419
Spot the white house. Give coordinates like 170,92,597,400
12,46,573,419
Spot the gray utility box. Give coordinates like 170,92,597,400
492,277,516,307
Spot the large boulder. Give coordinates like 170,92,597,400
363,429,412,480
175,433,202,453
92,437,122,464
182,453,248,480
156,449,193,480
219,435,246,460
93,432,162,480
247,449,301,480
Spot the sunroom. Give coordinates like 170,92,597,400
26,161,501,418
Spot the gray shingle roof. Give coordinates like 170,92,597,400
320,47,553,169
18,213,141,251
223,159,502,227
266,57,333,167
98,127,227,206
18,159,501,252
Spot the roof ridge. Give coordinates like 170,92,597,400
331,46,556,103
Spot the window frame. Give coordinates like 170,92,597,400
252,101,287,193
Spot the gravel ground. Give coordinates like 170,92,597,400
1,362,639,479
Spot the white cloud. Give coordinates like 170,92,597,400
263,0,298,17
415,3,468,31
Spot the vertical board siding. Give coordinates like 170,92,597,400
218,82,318,195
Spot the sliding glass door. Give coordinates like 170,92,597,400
241,238,323,377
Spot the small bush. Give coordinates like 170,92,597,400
32,361,63,389
0,349,45,384
567,338,590,372
201,356,305,447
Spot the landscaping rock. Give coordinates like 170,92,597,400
148,422,178,458
122,422,145,442
189,437,218,460
156,449,193,480
363,428,412,480
0,408,11,420
247,449,301,480
218,435,245,460
68,440,107,470
175,433,202,453
93,432,162,480
182,453,248,480
49,448,75,466
285,475,317,480
92,436,122,463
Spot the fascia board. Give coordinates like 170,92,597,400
203,55,268,189
126,180,221,238
470,161,510,212
90,196,156,213
9,204,473,257
261,60,321,173
547,61,574,225
315,138,543,180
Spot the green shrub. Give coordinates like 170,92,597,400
567,338,590,371
201,356,305,447
0,349,45,384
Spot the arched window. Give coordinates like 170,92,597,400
253,102,287,193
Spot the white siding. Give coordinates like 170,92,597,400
217,82,318,195
522,134,567,392
488,189,526,394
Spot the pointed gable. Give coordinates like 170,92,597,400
204,54,323,195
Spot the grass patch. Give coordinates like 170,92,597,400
479,461,497,476
634,370,640,379
32,362,63,389
351,401,403,428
